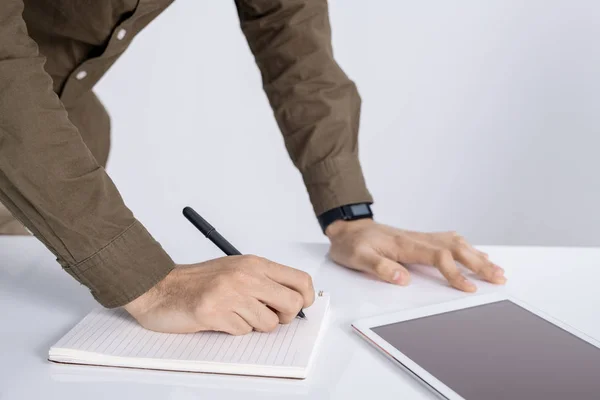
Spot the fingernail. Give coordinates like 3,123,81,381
463,278,477,291
494,268,504,278
392,270,404,284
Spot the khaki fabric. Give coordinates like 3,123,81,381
0,203,30,235
0,0,372,307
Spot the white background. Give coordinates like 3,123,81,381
95,0,600,262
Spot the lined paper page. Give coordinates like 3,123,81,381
52,294,329,369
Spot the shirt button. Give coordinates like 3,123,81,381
75,70,88,80
117,29,127,40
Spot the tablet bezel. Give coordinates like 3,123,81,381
352,293,600,400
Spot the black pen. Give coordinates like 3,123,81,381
183,206,306,319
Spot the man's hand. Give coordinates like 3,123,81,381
326,219,506,292
124,255,315,335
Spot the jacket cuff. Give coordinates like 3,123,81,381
61,220,175,308
302,153,374,217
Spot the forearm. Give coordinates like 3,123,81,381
0,0,174,307
235,0,372,215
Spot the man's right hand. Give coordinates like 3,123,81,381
123,255,315,335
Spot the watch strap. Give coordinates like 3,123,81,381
318,203,373,234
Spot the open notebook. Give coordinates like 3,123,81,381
49,292,330,379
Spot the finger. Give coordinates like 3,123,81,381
433,249,477,292
401,240,476,292
275,309,299,325
478,250,489,258
262,260,315,308
453,246,506,284
455,241,503,276
359,249,410,285
251,278,305,323
220,313,253,336
467,244,489,259
235,298,279,332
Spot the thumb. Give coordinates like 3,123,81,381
360,250,410,285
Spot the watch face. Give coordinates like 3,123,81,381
349,203,370,216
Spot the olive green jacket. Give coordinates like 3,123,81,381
0,0,372,307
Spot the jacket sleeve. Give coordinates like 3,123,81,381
0,0,174,308
235,0,373,216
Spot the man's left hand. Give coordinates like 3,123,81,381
326,219,506,292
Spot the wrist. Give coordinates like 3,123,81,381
325,218,374,239
123,288,155,318
318,203,374,235
124,267,174,317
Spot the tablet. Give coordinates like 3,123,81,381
352,294,600,400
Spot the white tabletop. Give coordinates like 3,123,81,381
2,237,599,399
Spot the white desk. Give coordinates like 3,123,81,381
1,238,599,399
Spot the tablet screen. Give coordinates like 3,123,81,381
372,300,600,400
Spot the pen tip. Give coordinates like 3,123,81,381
298,310,306,319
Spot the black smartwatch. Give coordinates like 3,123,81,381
318,203,373,234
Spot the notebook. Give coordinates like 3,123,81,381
49,292,330,379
